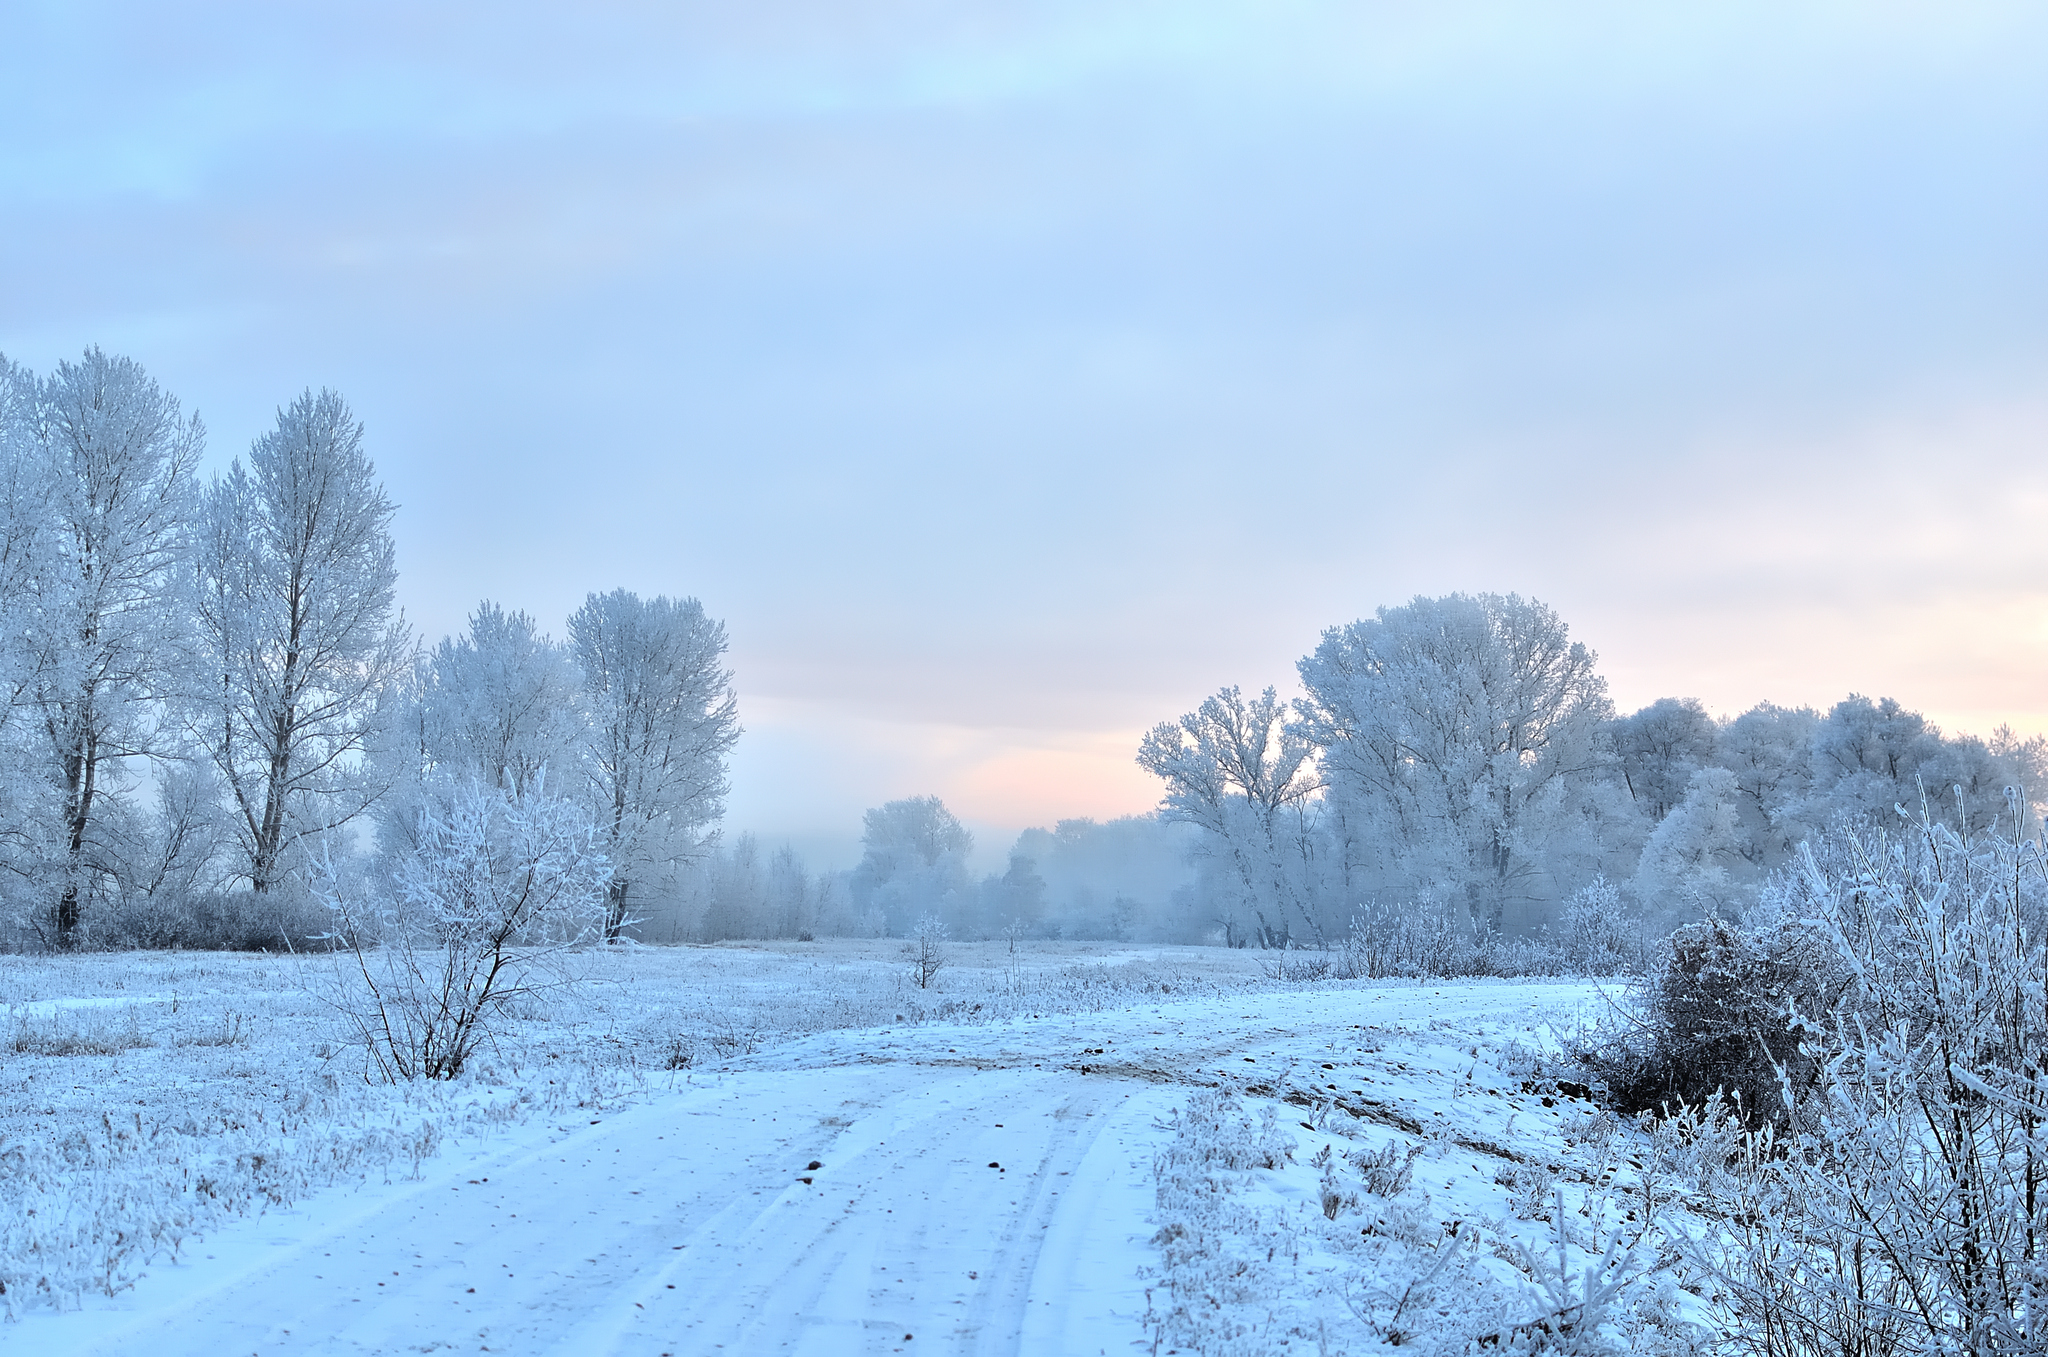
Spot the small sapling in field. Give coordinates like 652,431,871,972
908,913,948,989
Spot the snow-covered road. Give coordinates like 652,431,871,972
9,981,1593,1356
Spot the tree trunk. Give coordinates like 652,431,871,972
55,722,97,949
249,701,295,893
604,877,629,941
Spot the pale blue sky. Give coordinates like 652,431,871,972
5,3,2045,870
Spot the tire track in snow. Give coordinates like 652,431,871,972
593,1068,1147,1355
30,1056,1162,1357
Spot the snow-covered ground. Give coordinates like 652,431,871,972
4,943,1682,1355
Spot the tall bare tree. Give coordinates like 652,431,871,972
6,349,200,945
568,589,739,939
187,389,410,896
1295,592,1615,930
1138,685,1323,946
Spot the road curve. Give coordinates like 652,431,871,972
22,1030,1172,1357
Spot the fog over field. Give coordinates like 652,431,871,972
4,4,2047,1354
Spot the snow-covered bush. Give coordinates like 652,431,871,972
1549,876,1650,976
1351,1137,1423,1197
1159,1088,1293,1174
1591,911,1847,1130
1499,1190,1659,1354
1257,942,1334,980
1292,888,1650,983
1682,804,2048,1354
1335,895,1488,978
319,783,608,1080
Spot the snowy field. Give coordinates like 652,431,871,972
2,942,1706,1355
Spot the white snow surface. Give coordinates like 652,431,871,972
3,945,1606,1355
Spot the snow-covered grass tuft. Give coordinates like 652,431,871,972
9,1009,158,1058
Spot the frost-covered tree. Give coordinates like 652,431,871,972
1712,701,1821,868
1137,686,1323,945
980,852,1048,936
767,845,813,939
0,360,52,931
185,389,411,897
850,796,974,936
421,601,581,797
1612,696,1718,822
1799,694,1945,828
1633,765,1749,922
1006,815,1197,941
1295,593,1621,931
373,601,584,869
0,357,47,721
697,831,765,942
1790,694,2042,842
908,912,947,988
108,764,236,941
5,350,201,944
630,833,809,942
1918,725,2047,834
568,589,739,939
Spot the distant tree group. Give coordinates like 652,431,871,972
1144,591,2045,948
618,588,2042,953
0,348,739,950
635,805,1203,946
16,353,2027,963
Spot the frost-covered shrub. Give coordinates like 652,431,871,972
1548,877,1649,976
1158,1088,1292,1174
1634,1091,1746,1204
1311,1143,1353,1219
1497,1162,1561,1221
1683,808,2048,1355
1558,1105,1619,1154
1496,1192,1659,1355
320,783,608,1080
1351,1138,1423,1196
1590,913,1845,1130
94,885,333,953
1334,896,1495,978
1318,889,1648,982
1256,942,1334,981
